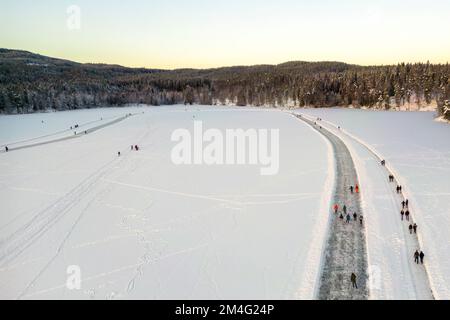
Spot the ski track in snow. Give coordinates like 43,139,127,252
0,113,137,153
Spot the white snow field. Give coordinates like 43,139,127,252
0,105,333,300
298,109,450,299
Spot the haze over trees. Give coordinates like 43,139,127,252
0,49,449,120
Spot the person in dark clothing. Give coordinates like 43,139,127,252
381,160,386,166
346,214,351,224
118,152,121,157
339,213,344,220
401,210,405,221
351,273,358,288
409,224,413,234
399,186,403,193
5,146,8,152
414,250,420,264
350,186,354,194
420,251,425,264
353,212,358,221
406,199,409,208
359,215,363,225
135,145,139,151
396,186,400,194
405,210,410,221
413,223,418,234
131,145,134,150
343,205,347,215
402,201,406,209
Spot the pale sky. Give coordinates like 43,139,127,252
1,0,449,69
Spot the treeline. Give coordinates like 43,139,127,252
1,49,449,120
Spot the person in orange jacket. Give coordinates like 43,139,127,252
355,184,360,193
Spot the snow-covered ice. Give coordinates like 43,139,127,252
2,105,447,300
0,105,332,300
298,109,450,299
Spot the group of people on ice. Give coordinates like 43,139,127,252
387,166,426,266
332,203,363,226
117,144,140,157
349,184,360,194
414,250,425,264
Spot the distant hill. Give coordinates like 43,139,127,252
0,49,448,119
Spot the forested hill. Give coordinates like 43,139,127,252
0,49,449,119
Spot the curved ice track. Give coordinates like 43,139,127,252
295,115,369,300
0,113,137,153
299,113,434,300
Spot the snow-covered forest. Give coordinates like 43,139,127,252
1,49,449,120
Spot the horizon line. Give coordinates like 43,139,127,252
3,47,449,71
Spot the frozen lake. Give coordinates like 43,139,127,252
301,108,450,299
0,105,331,299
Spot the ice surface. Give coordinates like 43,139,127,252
0,105,331,299
299,109,450,299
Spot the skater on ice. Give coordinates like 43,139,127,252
401,210,405,220
420,251,425,264
405,210,410,221
350,186,354,194
409,224,413,234
351,273,358,288
333,204,339,214
413,223,418,234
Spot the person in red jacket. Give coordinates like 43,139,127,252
333,204,339,214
